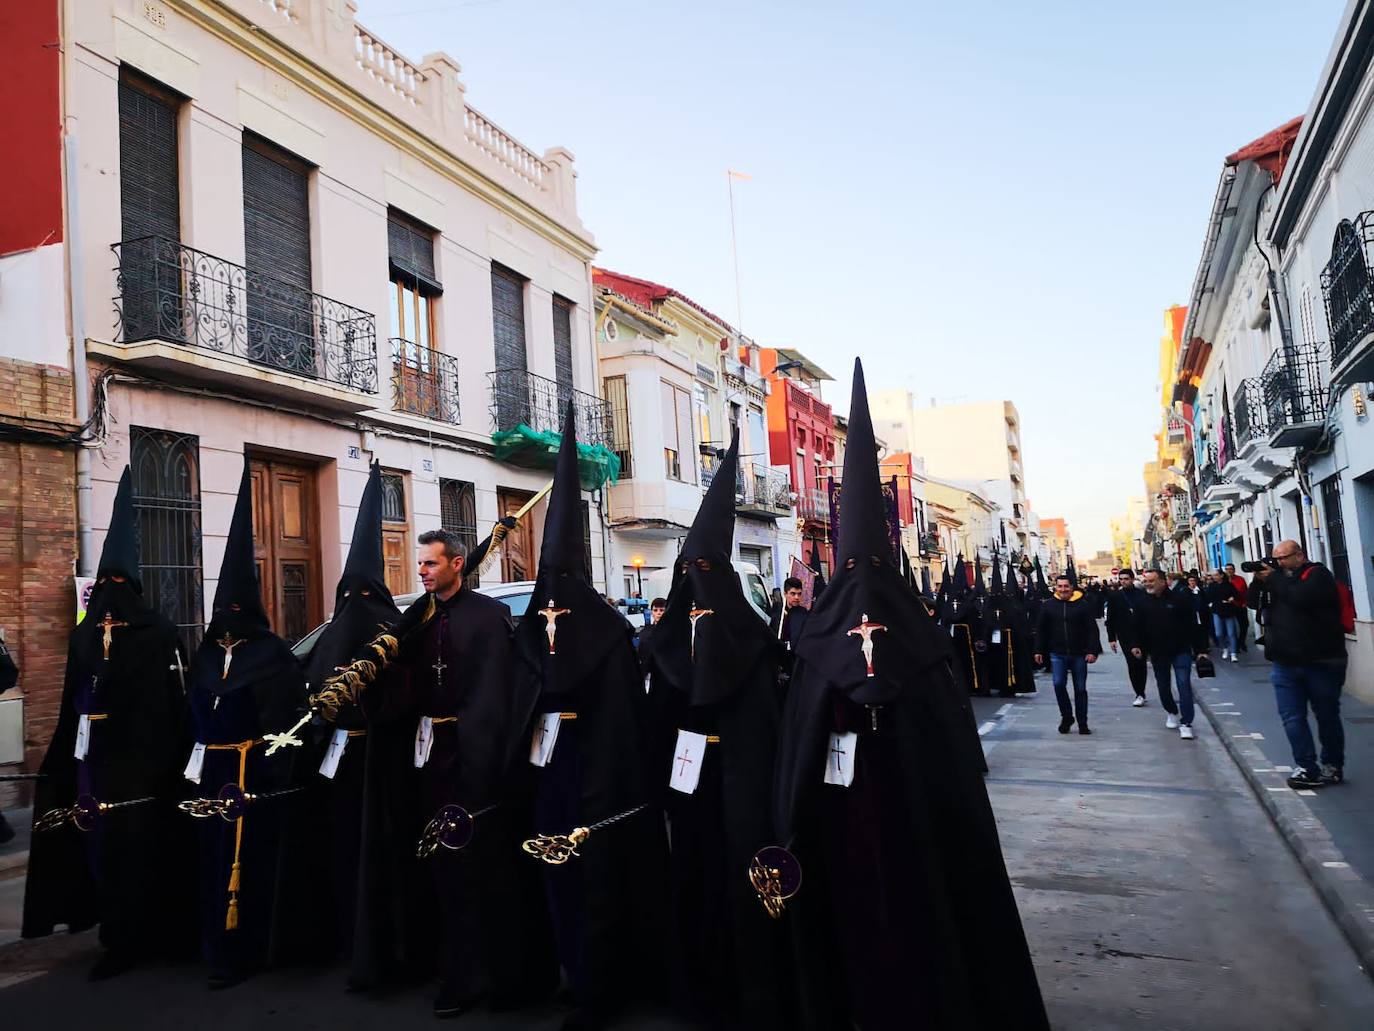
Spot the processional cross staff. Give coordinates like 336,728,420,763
846,612,887,678
97,611,128,661
539,600,571,654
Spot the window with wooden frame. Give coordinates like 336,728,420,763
380,471,411,597
388,210,444,416
660,381,694,483
553,296,575,396
602,375,633,479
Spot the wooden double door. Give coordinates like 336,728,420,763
497,488,536,582
249,457,322,643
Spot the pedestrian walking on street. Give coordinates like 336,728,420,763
1247,541,1349,791
1134,569,1206,741
1204,570,1241,662
1225,563,1250,653
1106,568,1149,706
1034,575,1102,735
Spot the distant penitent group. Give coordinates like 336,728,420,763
21,360,1049,1031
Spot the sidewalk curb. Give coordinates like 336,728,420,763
1195,682,1374,978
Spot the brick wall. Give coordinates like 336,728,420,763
0,359,78,808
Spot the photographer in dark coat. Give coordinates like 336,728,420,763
1246,541,1348,790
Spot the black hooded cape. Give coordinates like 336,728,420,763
510,404,668,1023
773,359,1046,1030
185,458,313,983
646,429,792,1029
23,467,195,963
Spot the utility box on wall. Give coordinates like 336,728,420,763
0,697,23,765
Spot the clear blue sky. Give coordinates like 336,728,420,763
361,0,1344,554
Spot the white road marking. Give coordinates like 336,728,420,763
1323,861,1350,869
996,703,1014,716
978,722,998,736
1252,767,1274,773
1274,765,1293,773
1296,789,1317,796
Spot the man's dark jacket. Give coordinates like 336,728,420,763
1034,597,1102,657
1105,586,1146,649
1134,589,1202,659
1247,563,1346,665
1203,579,1239,616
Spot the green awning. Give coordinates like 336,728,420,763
491,424,621,490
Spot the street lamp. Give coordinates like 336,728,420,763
631,555,645,599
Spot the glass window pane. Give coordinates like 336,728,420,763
418,294,431,350
390,282,402,339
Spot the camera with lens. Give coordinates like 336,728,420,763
1240,557,1279,573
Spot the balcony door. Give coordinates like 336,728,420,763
249,457,322,644
243,135,314,377
492,265,529,428
118,69,182,343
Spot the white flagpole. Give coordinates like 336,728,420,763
727,170,746,333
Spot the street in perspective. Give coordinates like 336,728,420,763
5,1,1374,1029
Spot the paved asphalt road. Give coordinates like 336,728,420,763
1,646,1371,1029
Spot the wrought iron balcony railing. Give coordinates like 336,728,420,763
1261,341,1329,448
489,367,612,447
798,487,831,524
1232,377,1268,451
919,530,942,554
113,236,378,393
735,463,793,516
1197,456,1218,496
391,338,459,424
1321,212,1374,370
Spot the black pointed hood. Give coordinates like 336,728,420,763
304,462,400,696
1007,556,1025,602
650,429,771,704
1033,556,1049,597
974,558,987,598
808,542,827,598
74,467,161,669
195,457,294,695
1066,555,1078,588
516,403,628,692
920,563,933,600
96,467,142,592
991,554,1004,596
951,555,969,599
794,359,949,703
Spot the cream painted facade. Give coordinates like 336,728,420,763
595,283,799,599
871,394,1032,552
45,0,607,641
923,477,998,566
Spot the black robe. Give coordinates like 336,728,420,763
648,572,792,1029
512,582,668,1021
186,623,311,981
774,564,1048,1030
23,583,193,958
947,594,988,695
403,587,553,1002
302,578,415,990
981,597,1036,697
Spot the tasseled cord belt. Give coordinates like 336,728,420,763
205,738,262,931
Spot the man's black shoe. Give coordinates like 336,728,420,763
1058,717,1073,734
434,983,482,1019
1321,764,1345,785
1286,768,1325,790
1077,724,1092,735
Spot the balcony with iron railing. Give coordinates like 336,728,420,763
1261,341,1329,449
1232,378,1268,453
1200,441,1240,503
107,236,378,410
390,339,459,424
1321,211,1374,384
735,464,794,520
489,367,612,447
798,487,831,525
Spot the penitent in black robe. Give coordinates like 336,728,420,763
645,429,793,1029
23,581,193,962
403,586,555,1004
775,358,1046,1030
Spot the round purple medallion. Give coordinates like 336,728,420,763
752,845,802,898
218,783,247,821
73,794,101,833
437,804,474,850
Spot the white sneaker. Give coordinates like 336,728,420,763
1165,714,1180,730
1230,654,1239,663
1221,650,1229,660
1132,696,1146,707
1179,725,1195,740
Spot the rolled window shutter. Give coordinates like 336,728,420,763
118,75,180,243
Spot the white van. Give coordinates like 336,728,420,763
640,561,774,624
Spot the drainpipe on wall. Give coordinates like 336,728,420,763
65,133,95,577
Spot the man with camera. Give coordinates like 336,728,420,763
1245,541,1347,790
